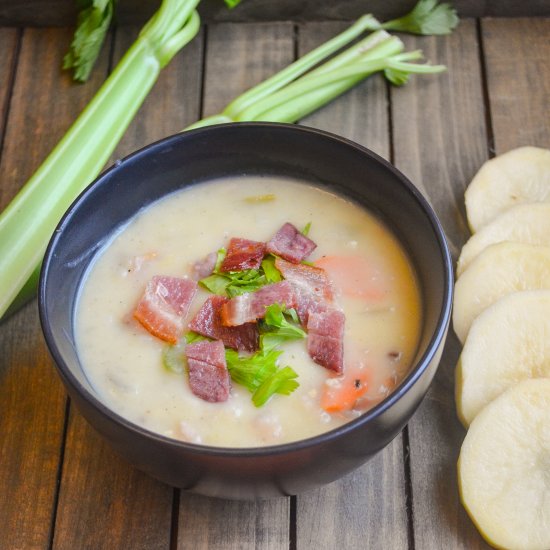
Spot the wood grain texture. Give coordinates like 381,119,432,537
391,20,491,548
110,25,204,162
178,495,290,550
481,17,550,153
51,25,205,550
52,411,173,550
296,21,408,550
0,28,18,143
176,22,294,548
201,22,295,117
0,28,109,550
2,0,550,26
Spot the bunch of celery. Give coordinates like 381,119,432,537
0,0,457,320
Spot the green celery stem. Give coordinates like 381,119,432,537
0,35,177,318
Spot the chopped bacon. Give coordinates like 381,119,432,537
191,251,217,280
185,340,230,402
220,281,296,326
134,276,197,343
188,295,259,351
275,257,334,323
307,309,345,374
220,238,266,272
267,222,317,263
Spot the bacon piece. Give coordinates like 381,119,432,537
220,238,266,272
134,276,197,343
191,251,217,280
307,309,345,374
220,281,296,326
267,222,317,263
185,340,230,402
188,295,259,351
275,257,334,323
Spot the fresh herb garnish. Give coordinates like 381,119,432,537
301,222,312,236
200,249,283,297
261,255,282,283
260,303,306,351
252,367,299,407
225,348,299,407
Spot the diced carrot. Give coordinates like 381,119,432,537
321,366,371,413
314,255,386,301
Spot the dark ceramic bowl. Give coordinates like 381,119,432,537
39,123,453,499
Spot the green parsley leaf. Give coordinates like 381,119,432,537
252,367,300,407
63,0,115,82
225,348,281,391
263,304,306,339
200,247,269,296
261,255,282,283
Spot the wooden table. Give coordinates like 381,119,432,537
0,15,548,550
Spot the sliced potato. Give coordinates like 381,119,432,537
465,146,550,232
457,202,550,276
456,290,550,426
452,242,550,344
458,379,550,550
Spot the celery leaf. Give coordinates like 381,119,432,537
382,0,459,35
64,0,115,82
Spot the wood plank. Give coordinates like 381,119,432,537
0,27,109,550
179,495,289,550
201,21,295,117
296,21,408,550
0,28,18,142
391,20,491,548
177,22,294,548
52,26,205,550
52,412,174,550
3,0,550,26
482,17,550,153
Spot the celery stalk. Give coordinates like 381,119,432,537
0,0,200,319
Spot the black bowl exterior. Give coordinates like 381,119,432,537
39,123,452,499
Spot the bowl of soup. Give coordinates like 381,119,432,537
39,122,452,499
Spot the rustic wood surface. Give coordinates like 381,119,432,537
1,0,550,26
0,14,549,550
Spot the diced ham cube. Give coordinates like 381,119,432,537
191,251,217,280
275,257,334,323
307,309,345,374
267,222,317,263
188,295,259,352
134,276,197,343
185,340,230,403
220,281,296,326
220,238,266,272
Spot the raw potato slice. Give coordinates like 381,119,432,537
455,290,550,426
452,242,550,344
458,379,550,550
456,202,550,276
465,146,550,232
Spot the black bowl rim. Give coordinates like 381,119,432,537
39,122,453,458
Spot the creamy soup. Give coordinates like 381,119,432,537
76,177,421,447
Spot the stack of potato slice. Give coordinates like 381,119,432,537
452,146,550,550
